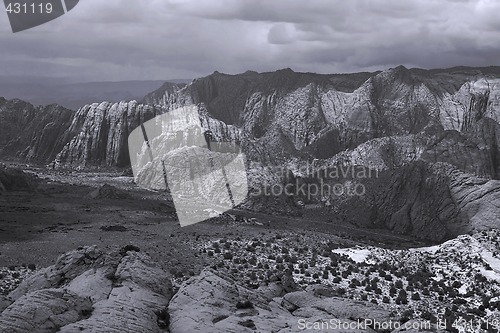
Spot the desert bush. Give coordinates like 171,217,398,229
236,300,254,309
156,307,170,329
212,315,228,323
238,320,256,329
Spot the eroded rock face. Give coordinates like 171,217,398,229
0,289,93,333
442,164,500,233
0,98,74,163
280,155,500,242
146,67,500,167
54,101,164,168
168,269,386,333
0,246,173,333
367,162,462,242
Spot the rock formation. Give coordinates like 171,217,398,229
0,98,74,163
143,66,500,170
2,66,500,240
0,246,173,333
2,246,455,332
53,101,165,168
168,269,389,333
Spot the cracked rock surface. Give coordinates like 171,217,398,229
0,246,173,333
168,269,389,333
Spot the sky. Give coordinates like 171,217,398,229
1,0,500,82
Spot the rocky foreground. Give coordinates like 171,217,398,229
0,245,448,333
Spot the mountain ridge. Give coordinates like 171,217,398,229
2,66,500,241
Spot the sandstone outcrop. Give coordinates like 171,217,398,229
168,269,385,333
0,246,173,333
54,101,164,168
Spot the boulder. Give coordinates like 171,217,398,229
0,166,39,192
0,289,93,333
87,184,130,200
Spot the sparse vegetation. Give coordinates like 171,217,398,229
195,229,500,330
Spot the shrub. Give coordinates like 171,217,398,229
156,307,170,329
238,320,256,329
119,245,140,256
212,315,229,324
236,300,254,309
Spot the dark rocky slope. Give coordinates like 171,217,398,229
0,164,39,193
0,98,74,163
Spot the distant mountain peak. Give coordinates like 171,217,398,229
372,64,415,87
393,65,409,71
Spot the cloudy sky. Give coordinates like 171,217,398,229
1,0,499,82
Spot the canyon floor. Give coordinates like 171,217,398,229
0,163,423,271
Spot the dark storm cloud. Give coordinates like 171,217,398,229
0,0,499,81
